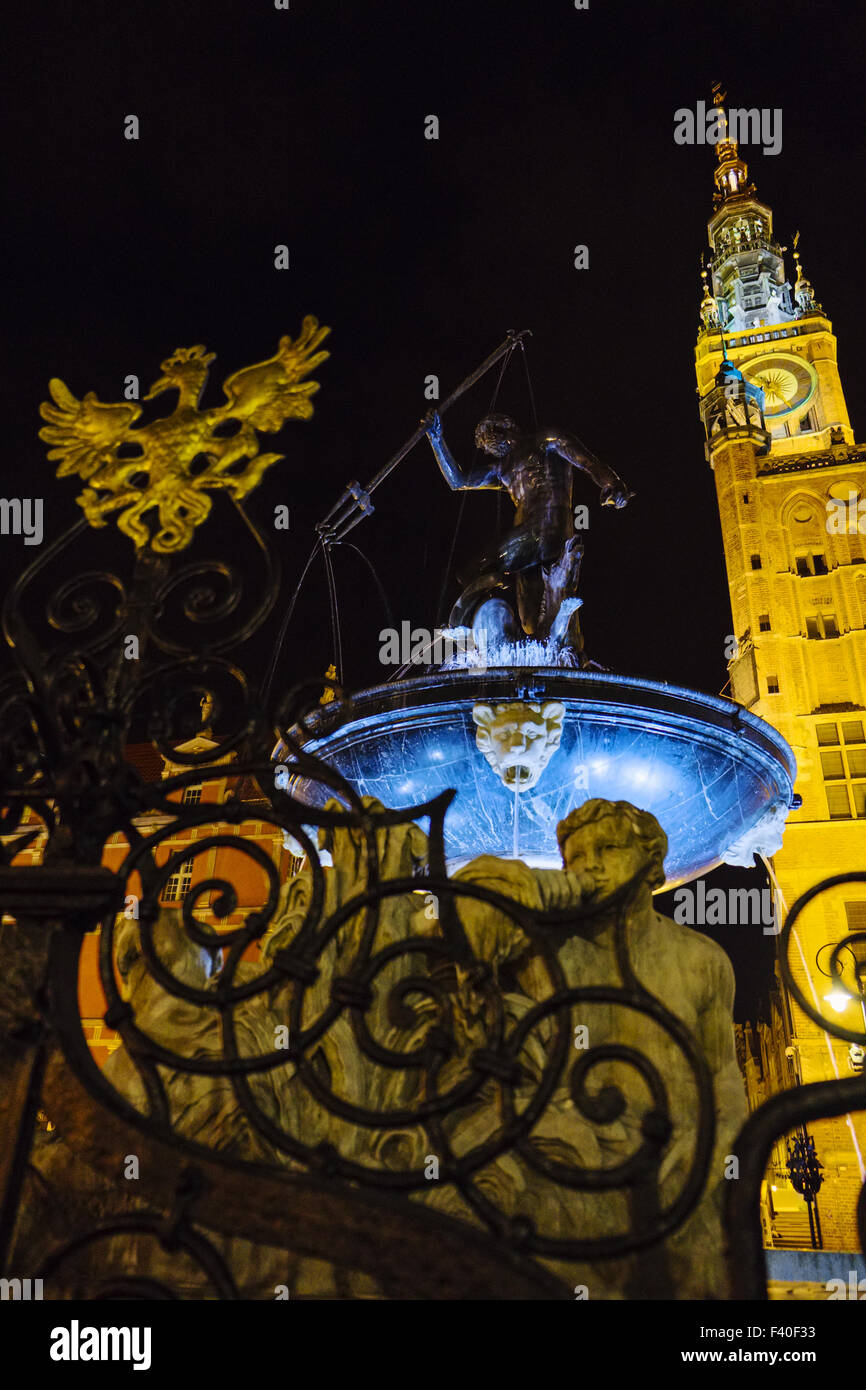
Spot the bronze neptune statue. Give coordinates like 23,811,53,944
424,410,632,664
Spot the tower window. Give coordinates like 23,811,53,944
795,554,828,577
827,786,852,819
848,751,866,778
820,751,845,779
842,721,865,744
845,902,866,932
806,613,840,639
742,492,750,504
818,727,866,818
758,613,771,631
766,676,780,694
751,554,762,570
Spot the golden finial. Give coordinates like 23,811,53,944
39,318,330,553
320,664,338,705
792,231,807,281
710,83,732,160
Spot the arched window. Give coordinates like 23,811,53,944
782,494,829,575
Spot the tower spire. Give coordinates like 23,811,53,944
698,88,795,338
711,84,755,207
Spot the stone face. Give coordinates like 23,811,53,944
471,700,565,791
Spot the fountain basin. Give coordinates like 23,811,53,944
281,669,796,888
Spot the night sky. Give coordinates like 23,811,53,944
4,0,865,1019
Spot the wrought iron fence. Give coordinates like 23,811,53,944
0,399,864,1301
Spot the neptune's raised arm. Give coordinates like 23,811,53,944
423,410,498,490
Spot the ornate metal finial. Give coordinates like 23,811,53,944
699,268,720,331
791,232,819,314
320,664,338,706
39,318,330,553
710,86,753,206
711,83,729,152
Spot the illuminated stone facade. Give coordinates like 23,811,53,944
696,101,866,1251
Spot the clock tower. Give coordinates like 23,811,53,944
695,91,866,1253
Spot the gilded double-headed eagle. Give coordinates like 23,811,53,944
39,317,330,552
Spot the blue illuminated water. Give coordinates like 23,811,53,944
281,669,796,888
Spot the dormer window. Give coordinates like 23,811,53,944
163,859,194,903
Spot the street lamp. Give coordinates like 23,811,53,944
815,940,866,1072
815,941,866,1024
824,982,853,1013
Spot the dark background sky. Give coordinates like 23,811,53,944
3,0,864,1017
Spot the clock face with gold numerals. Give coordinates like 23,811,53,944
742,353,816,420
